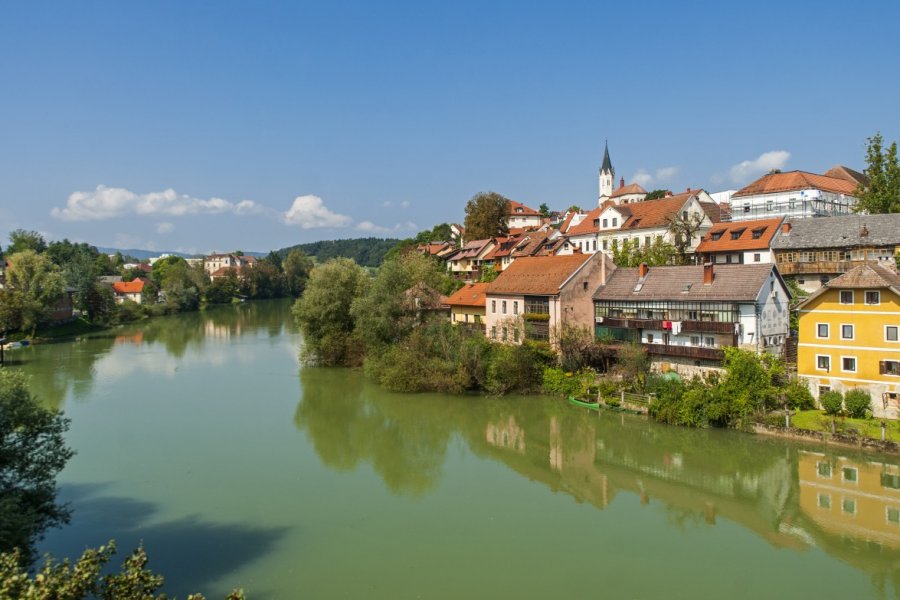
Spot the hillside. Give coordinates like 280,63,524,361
277,237,401,267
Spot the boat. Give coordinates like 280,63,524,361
568,396,600,410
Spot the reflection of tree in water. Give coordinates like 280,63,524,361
22,335,117,411
294,368,455,496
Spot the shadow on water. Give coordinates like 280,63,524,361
41,483,287,597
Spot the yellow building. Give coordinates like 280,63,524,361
445,282,488,331
797,263,900,418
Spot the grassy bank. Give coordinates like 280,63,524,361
787,409,900,443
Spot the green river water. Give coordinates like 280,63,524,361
10,299,900,598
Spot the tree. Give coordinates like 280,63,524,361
7,230,47,255
566,205,582,213
0,370,73,562
281,249,314,297
855,132,900,214
463,191,510,240
292,258,370,366
479,265,499,283
0,251,65,335
0,540,245,599
610,237,676,267
413,223,453,245
538,203,550,218
205,273,239,304
240,261,282,299
645,189,668,201
666,211,706,264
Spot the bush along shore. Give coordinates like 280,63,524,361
293,252,898,451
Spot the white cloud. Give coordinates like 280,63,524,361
356,221,390,234
156,222,175,234
632,169,653,187
282,195,352,229
382,201,393,208
400,200,410,208
728,150,791,184
52,185,262,221
655,166,679,181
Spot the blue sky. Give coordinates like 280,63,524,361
1,1,897,254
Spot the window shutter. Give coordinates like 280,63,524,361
880,361,887,375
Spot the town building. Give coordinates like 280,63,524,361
112,278,147,304
608,179,648,205
795,262,900,418
445,239,496,281
484,252,614,345
445,282,489,331
696,217,784,265
203,253,256,276
728,168,862,222
506,200,544,230
772,214,900,293
598,142,615,204
593,263,791,375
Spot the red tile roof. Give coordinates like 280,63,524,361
445,282,490,307
732,170,858,198
566,206,605,236
696,217,783,253
610,182,648,198
507,200,541,216
823,165,868,187
112,279,146,294
487,254,594,296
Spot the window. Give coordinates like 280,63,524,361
647,333,654,343
818,494,831,509
888,507,900,524
866,290,881,305
816,323,829,339
704,336,715,347
602,218,608,228
582,282,588,291
818,385,831,396
711,231,723,241
841,324,854,340
842,356,857,372
817,462,832,478
491,326,497,339
612,218,618,227
842,498,856,515
839,290,854,304
682,211,688,220
513,301,518,315
602,240,608,250
753,253,761,262
842,467,858,483
492,300,496,313
474,315,481,323
730,231,742,240
880,360,900,376
502,300,507,314
690,336,700,346
816,355,831,371
887,326,899,342
752,228,765,239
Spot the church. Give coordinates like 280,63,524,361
597,142,648,206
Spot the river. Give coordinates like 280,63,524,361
11,299,900,598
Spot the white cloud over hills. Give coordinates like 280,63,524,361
282,195,353,229
52,185,262,221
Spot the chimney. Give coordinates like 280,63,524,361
861,224,869,238
639,262,649,278
665,190,673,198
703,262,714,285
619,177,625,189
686,187,691,193
781,221,792,235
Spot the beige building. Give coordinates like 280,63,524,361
445,282,488,331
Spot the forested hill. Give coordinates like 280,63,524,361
276,237,401,267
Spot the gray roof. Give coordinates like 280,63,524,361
593,264,779,302
600,141,613,174
772,214,900,250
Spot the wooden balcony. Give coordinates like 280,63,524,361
598,317,664,329
643,343,725,362
599,317,736,335
679,320,737,335
776,260,856,275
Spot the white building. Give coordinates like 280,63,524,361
728,169,863,222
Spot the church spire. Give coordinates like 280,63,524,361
600,140,613,174
598,140,615,204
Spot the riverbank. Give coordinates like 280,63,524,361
752,421,900,453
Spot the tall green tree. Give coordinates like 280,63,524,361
281,249,314,297
855,132,900,214
611,237,676,267
644,189,668,201
463,191,510,240
292,258,370,366
538,203,550,217
0,370,73,563
665,211,706,265
6,230,47,255
0,251,65,335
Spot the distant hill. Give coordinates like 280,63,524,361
277,238,401,268
96,247,267,260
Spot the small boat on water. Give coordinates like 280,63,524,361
568,396,600,410
1,340,29,350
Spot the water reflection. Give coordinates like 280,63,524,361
296,370,900,594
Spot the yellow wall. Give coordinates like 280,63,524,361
798,287,900,417
450,306,485,325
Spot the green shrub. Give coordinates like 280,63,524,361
485,341,553,395
542,367,593,398
784,378,815,410
844,388,871,419
820,390,844,416
116,300,143,323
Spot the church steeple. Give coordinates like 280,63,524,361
598,141,615,204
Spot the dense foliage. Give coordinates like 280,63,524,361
610,237,676,267
277,238,400,268
820,390,844,416
463,191,511,240
0,541,245,599
844,388,871,419
855,132,900,214
0,370,73,563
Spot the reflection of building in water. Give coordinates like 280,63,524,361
114,331,144,345
485,416,526,455
204,319,243,340
798,450,900,549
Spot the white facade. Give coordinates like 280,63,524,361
730,189,856,222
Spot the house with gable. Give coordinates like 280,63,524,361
608,178,648,205
445,238,496,281
696,217,784,266
593,262,791,375
445,282,489,331
728,167,863,222
112,278,148,304
484,252,615,345
506,200,544,230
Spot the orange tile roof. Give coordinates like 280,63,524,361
823,165,868,187
558,211,577,233
732,170,858,198
445,282,490,307
618,190,711,231
112,279,146,294
487,254,593,296
610,182,648,198
566,206,604,236
507,200,541,216
696,217,784,253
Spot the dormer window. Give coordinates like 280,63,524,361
516,207,523,213
710,231,724,241
752,227,766,239
730,228,746,241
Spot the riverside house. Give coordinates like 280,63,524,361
593,263,791,376
728,167,863,222
796,262,900,419
112,278,147,304
445,282,489,332
484,251,614,345
772,214,900,293
695,217,784,265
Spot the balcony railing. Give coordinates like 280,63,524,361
775,260,857,275
598,317,736,335
643,343,725,362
